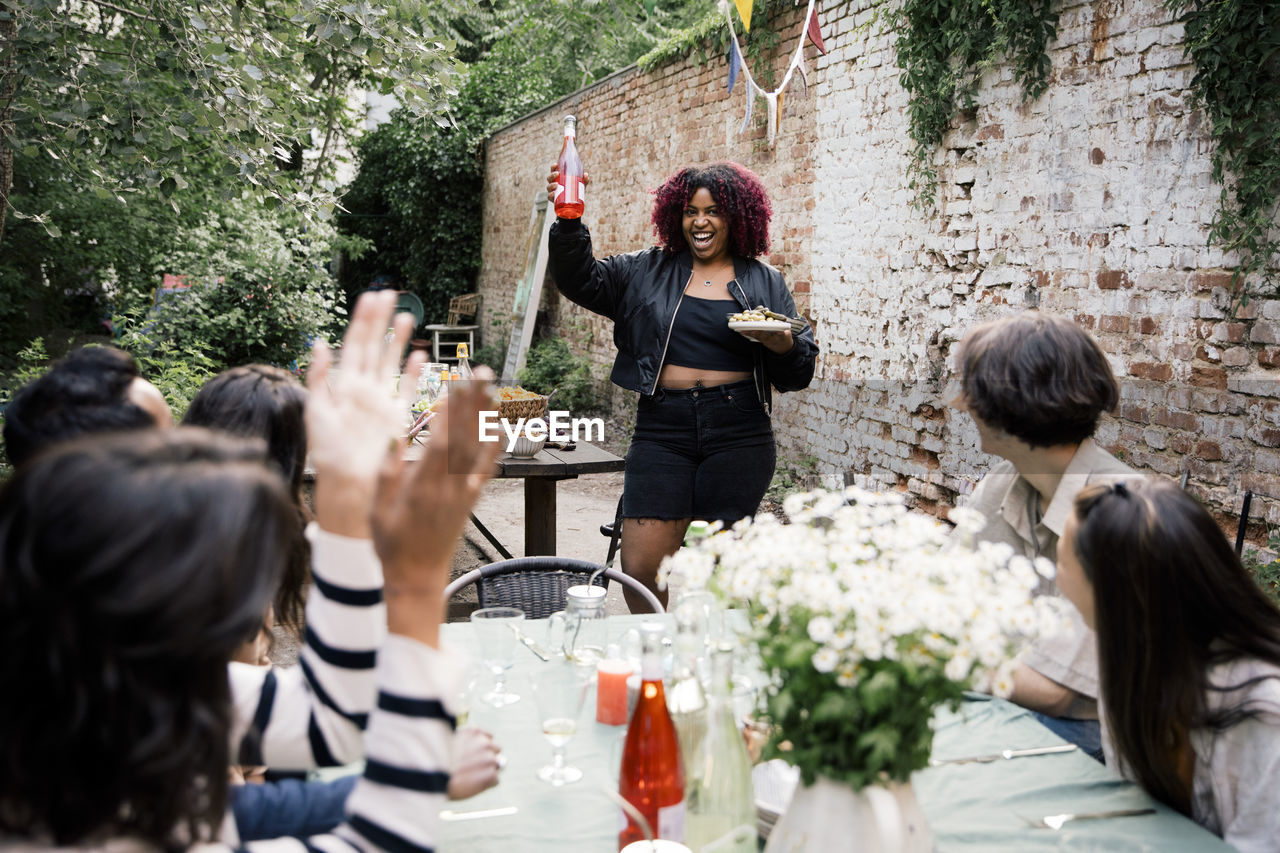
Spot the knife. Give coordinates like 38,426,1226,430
439,806,518,822
928,743,1079,766
509,623,551,661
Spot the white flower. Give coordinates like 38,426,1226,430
812,648,838,673
807,616,835,644
948,505,988,536
1034,556,1057,580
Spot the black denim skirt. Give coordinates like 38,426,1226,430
621,378,776,524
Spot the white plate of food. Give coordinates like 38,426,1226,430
728,319,791,334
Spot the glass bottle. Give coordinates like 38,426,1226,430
555,115,585,220
619,622,685,849
668,602,708,768
684,644,756,853
455,342,473,381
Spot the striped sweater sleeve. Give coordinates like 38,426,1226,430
229,523,387,769
229,636,460,853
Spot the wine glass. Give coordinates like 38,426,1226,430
470,607,524,707
529,657,591,786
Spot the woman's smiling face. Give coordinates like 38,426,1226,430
682,187,731,264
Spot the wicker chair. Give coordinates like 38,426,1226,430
442,556,663,617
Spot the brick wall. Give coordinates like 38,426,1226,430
478,0,1280,538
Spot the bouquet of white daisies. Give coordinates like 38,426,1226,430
660,487,1069,790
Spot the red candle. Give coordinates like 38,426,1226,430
596,658,633,725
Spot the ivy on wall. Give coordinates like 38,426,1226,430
893,0,1058,209
1165,0,1280,310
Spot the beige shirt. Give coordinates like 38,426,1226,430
1100,658,1280,853
961,438,1136,698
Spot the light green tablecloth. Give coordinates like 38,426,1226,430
439,616,1232,852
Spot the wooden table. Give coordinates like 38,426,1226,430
492,441,624,556
306,440,624,557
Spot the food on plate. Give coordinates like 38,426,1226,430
728,308,771,323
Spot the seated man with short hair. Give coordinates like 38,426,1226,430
3,345,171,467
951,312,1136,759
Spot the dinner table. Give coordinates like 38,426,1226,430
435,614,1236,853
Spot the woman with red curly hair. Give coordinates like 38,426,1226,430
546,161,818,611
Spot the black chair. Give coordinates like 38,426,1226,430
599,496,623,568
442,556,663,618
1236,490,1253,557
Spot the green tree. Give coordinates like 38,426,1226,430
0,0,467,243
336,0,710,319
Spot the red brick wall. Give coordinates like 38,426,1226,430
478,0,1280,543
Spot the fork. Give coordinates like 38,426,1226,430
1032,808,1156,830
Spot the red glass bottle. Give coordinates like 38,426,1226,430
618,622,685,849
554,114,585,220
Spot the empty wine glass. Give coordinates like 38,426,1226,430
470,607,524,707
529,657,591,786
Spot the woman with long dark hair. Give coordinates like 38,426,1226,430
1059,478,1280,849
184,364,311,653
547,161,818,610
0,292,502,852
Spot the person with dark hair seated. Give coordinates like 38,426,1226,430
183,362,502,840
546,160,818,611
1058,479,1280,850
184,364,313,654
951,312,1134,759
2,345,171,467
0,292,502,852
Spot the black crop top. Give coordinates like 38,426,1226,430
663,296,755,372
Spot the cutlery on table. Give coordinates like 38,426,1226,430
1032,808,1157,830
928,743,1079,766
439,806,518,822
509,622,550,661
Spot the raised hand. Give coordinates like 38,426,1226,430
546,163,590,205
371,368,501,647
305,290,423,537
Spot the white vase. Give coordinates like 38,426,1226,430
762,775,935,853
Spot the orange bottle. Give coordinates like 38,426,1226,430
554,115,585,219
618,623,684,848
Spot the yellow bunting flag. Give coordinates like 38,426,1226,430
733,0,753,31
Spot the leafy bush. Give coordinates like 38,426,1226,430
119,198,357,370
1243,535,1280,607
518,337,595,413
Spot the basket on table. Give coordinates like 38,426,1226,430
497,392,549,422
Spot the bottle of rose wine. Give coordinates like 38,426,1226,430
618,622,685,849
554,115,585,220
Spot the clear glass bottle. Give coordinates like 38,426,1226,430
684,643,756,853
668,603,708,769
619,622,685,848
455,342,473,381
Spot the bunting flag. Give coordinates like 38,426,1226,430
727,38,742,93
739,82,755,136
720,0,825,147
807,1,827,55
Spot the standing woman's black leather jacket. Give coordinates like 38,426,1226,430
548,218,818,414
